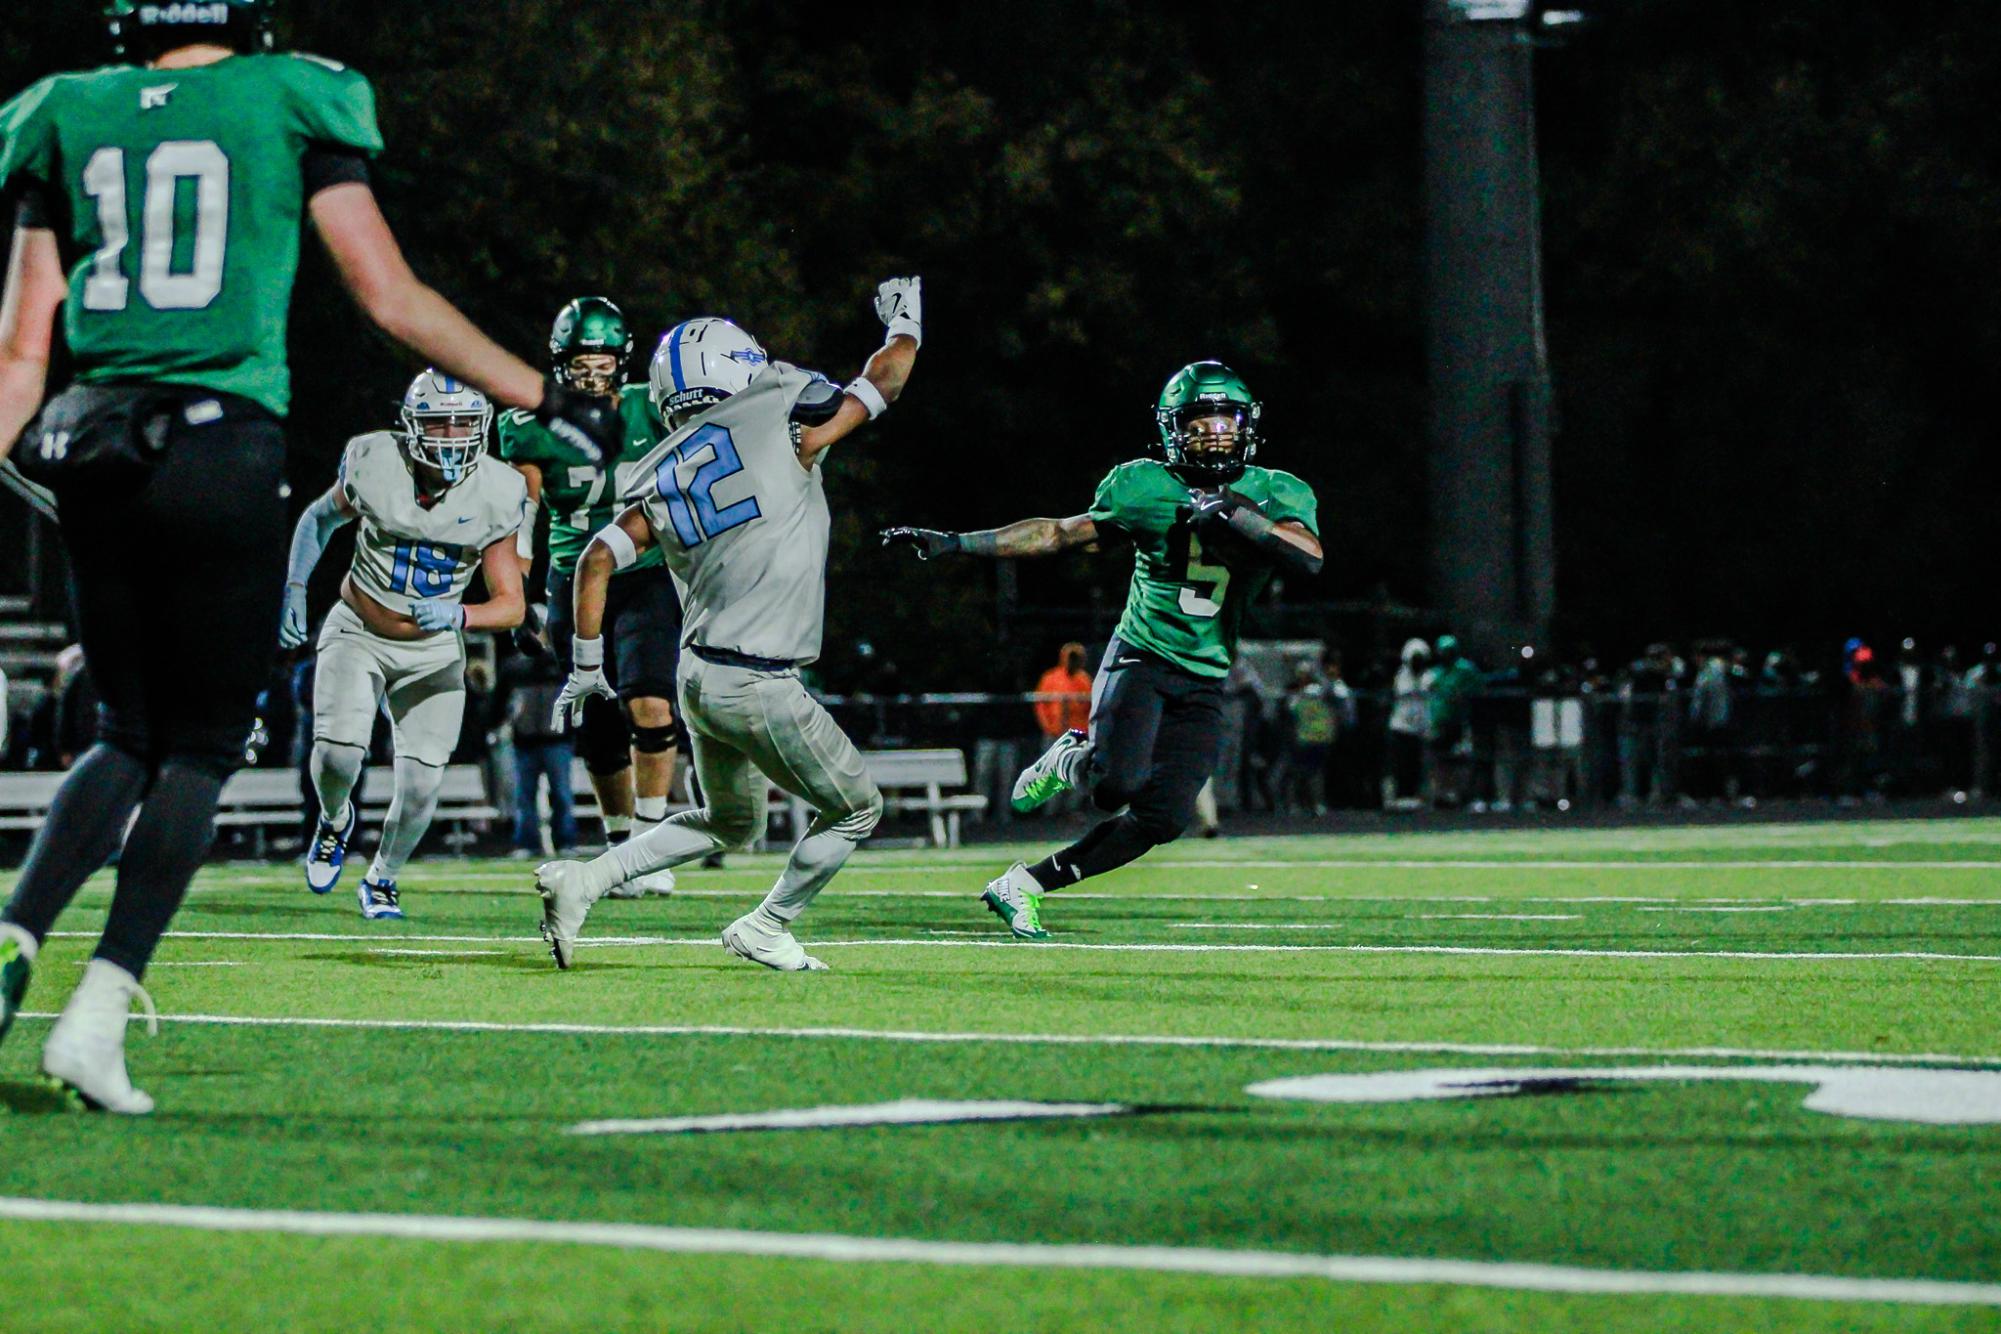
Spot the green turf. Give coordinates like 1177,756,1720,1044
2,819,1998,1331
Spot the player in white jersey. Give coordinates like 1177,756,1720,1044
280,371,528,919
535,278,922,971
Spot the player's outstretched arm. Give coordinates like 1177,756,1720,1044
279,485,358,648
0,221,65,463
882,513,1101,561
309,184,618,463
553,505,654,729
457,538,526,634
797,276,923,470
1188,488,1324,577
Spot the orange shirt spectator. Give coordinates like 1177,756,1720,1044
1034,643,1092,739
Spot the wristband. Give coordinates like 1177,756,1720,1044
594,522,640,570
573,635,605,670
844,376,890,420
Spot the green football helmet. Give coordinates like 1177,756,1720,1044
1155,361,1261,481
549,297,634,398
106,1,274,59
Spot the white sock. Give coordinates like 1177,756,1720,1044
758,825,861,924
1,921,38,963
579,816,721,897
635,795,668,823
602,814,633,844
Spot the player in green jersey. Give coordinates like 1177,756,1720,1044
883,362,1322,939
500,298,683,894
0,0,622,1114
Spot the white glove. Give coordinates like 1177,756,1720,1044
553,635,616,729
874,276,922,347
279,582,310,649
411,601,465,634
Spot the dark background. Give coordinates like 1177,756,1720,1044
7,1,1997,686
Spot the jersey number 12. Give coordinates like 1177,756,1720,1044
653,425,762,547
81,140,231,312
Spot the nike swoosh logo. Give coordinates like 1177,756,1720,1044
457,516,473,523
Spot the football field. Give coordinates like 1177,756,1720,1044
3,818,2000,1332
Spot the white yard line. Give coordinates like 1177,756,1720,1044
42,928,2001,962
0,1197,1990,1306
16,1009,2001,1068
1418,914,1583,922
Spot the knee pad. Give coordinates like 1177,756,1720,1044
705,807,762,852
827,789,884,842
629,723,676,756
578,698,631,776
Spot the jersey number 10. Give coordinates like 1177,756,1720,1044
81,140,231,312
653,425,762,548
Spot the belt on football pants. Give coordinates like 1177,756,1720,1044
691,644,800,673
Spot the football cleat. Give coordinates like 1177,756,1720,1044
603,867,676,900
721,911,828,972
358,878,404,921
41,960,158,1116
537,860,595,970
1011,729,1091,813
1,925,33,1049
305,802,358,895
982,864,1050,941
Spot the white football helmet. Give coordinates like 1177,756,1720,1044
399,370,491,487
649,318,769,429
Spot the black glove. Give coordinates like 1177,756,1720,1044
535,375,617,465
880,527,963,561
511,602,551,661
1187,487,1247,533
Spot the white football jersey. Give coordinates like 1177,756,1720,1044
339,432,526,617
628,363,832,664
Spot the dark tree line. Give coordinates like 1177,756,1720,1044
6,1,1997,685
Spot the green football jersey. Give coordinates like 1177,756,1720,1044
0,54,382,418
498,384,667,577
1089,458,1320,679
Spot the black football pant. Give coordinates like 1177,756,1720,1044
1029,637,1225,889
3,392,286,980
546,563,683,776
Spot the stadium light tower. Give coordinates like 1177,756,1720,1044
1421,0,1585,655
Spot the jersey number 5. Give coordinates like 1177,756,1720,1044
1167,517,1232,619
653,425,762,547
81,141,231,312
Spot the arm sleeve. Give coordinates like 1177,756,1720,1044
1263,472,1320,536
286,490,353,587
284,56,386,157
14,184,51,230
496,411,545,464
302,147,370,198
0,78,59,207
1086,466,1132,534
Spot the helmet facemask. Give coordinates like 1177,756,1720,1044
558,353,621,400
400,405,491,490
1159,402,1259,482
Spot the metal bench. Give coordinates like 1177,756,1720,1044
563,746,987,848
1,764,500,856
